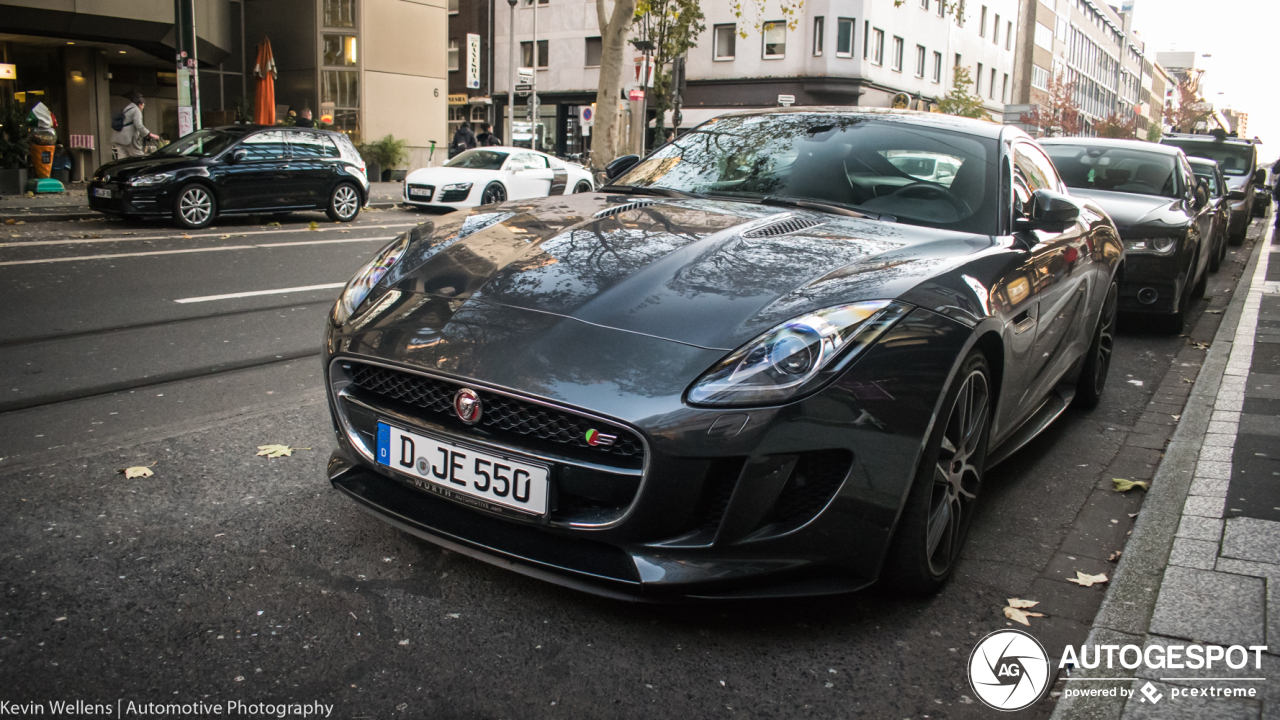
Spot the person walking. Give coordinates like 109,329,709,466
295,108,316,128
450,121,477,157
476,123,502,147
111,91,158,158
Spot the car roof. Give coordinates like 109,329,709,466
1187,157,1220,170
208,124,348,137
694,107,1009,140
1039,136,1184,156
1161,131,1258,146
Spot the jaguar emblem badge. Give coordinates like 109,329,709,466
454,388,482,425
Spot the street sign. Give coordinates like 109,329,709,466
518,67,534,83
515,83,532,97
629,89,646,101
579,105,594,125
777,94,796,106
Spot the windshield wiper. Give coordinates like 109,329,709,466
759,196,894,222
598,185,700,198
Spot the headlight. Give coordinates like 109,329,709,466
332,234,410,325
442,182,473,193
129,173,173,187
687,301,910,406
1123,236,1178,256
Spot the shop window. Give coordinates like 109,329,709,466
323,0,356,28
323,35,357,66
322,70,359,109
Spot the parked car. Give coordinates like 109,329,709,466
401,147,594,210
1160,132,1263,243
88,126,369,229
1187,157,1231,272
1042,138,1212,332
325,109,1122,599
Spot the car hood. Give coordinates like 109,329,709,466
405,167,500,185
1068,188,1188,236
94,155,199,183
374,193,991,352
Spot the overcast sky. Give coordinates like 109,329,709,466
1130,0,1279,161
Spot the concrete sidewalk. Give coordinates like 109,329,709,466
0,181,409,222
1053,217,1279,718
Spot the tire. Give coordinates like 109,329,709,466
480,182,506,205
1075,279,1118,410
1229,216,1247,245
881,350,992,596
573,180,592,193
326,183,361,222
173,183,216,229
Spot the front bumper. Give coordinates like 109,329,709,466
403,182,475,210
87,180,175,217
323,300,971,599
1117,252,1188,316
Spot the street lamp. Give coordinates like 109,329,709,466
508,0,516,146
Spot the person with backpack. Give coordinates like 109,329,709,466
450,121,477,158
476,122,502,147
111,91,158,158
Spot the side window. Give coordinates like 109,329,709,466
511,153,543,170
526,154,549,169
1015,143,1061,193
287,131,325,159
319,135,340,158
240,131,288,160
1181,158,1196,198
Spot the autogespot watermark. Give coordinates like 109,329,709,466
0,700,334,717
968,631,1269,711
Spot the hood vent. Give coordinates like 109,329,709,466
742,216,825,238
594,200,660,219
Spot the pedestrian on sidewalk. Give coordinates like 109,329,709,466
451,121,477,158
476,123,502,147
110,92,158,158
295,108,316,128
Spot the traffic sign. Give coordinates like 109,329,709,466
628,89,645,101
518,67,534,82
515,83,532,97
777,94,796,107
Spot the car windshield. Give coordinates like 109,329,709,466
1043,145,1179,198
1161,139,1254,176
612,113,1000,234
156,130,237,158
445,150,509,170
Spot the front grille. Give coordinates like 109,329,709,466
742,216,825,238
344,362,644,468
771,450,852,525
406,184,435,201
439,188,470,202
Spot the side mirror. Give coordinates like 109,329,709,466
1254,169,1267,185
1194,186,1208,209
605,154,640,181
230,149,248,163
1228,189,1247,201
1016,189,1080,233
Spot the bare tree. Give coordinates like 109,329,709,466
592,0,641,173
1020,71,1080,137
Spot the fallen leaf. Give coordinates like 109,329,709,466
309,221,319,230
1182,378,1194,384
1007,598,1040,609
1067,571,1108,587
267,221,282,227
1112,478,1150,492
1127,379,1144,387
256,444,310,458
1206,310,1223,315
118,465,154,479
3,218,13,225
220,234,231,239
181,234,192,239
14,220,24,225
339,230,351,233
1109,551,1123,562
1003,606,1046,626
1192,341,1210,350
1172,414,1181,421
1128,512,1139,518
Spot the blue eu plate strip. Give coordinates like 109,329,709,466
376,422,390,465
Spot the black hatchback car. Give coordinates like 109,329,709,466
88,126,370,229
1041,137,1212,331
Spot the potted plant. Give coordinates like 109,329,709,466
0,98,29,195
360,134,410,182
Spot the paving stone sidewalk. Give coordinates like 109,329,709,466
1053,217,1280,719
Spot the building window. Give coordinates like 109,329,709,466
520,40,549,68
921,0,929,8
932,51,942,82
584,36,601,67
836,18,854,57
938,0,945,17
323,0,356,28
1031,64,1049,90
1006,20,1013,49
976,62,983,94
979,6,987,36
763,21,786,58
448,39,459,72
322,69,358,138
891,36,904,71
323,35,357,66
1002,72,1009,102
1055,17,1067,42
1035,22,1053,50
864,21,870,58
871,28,884,65
989,67,997,98
993,14,1000,44
714,24,736,60
915,45,926,77
813,16,824,56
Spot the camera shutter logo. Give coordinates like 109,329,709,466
968,629,1051,711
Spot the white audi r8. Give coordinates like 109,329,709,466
402,147,594,209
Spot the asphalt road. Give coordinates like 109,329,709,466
0,207,1262,719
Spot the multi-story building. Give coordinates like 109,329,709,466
247,0,449,168
1222,108,1248,137
446,0,495,141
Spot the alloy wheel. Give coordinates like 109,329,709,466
334,185,359,219
926,368,989,575
1091,282,1119,397
180,187,212,226
574,181,591,193
482,184,506,204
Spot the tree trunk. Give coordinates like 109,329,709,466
592,0,637,173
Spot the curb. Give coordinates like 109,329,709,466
0,200,404,224
1048,220,1273,719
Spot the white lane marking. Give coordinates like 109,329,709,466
0,222,418,249
174,283,346,304
0,236,394,267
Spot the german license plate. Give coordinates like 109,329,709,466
92,188,112,198
376,422,549,515
408,187,431,197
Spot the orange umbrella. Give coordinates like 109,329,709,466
253,37,277,125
